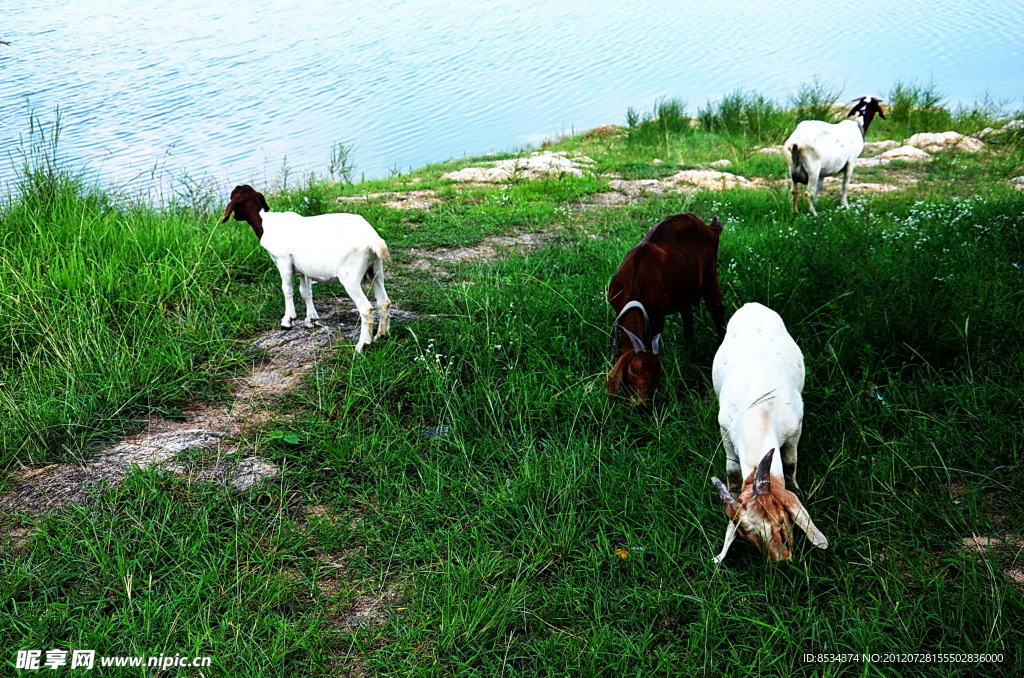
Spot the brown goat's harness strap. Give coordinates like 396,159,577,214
610,300,652,358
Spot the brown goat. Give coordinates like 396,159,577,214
606,213,726,407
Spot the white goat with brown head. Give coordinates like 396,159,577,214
710,302,828,562
220,184,391,352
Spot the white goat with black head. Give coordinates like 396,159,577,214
221,184,391,352
783,95,886,215
710,302,828,563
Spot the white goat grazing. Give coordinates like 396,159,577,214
710,302,828,562
221,184,391,352
783,95,886,215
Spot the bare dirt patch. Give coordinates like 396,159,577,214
408,232,553,273
821,176,918,194
0,299,413,514
583,124,624,140
958,533,1024,589
337,190,442,211
334,585,404,629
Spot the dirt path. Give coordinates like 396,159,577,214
0,300,413,514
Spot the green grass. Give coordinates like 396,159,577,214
0,129,276,470
2,91,1023,676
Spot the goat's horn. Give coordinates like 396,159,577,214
651,333,661,356
621,327,645,354
711,477,736,507
754,448,774,496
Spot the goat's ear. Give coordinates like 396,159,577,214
258,192,270,212
709,216,723,233
713,520,740,564
605,353,630,397
846,103,861,118
876,103,887,119
220,201,235,224
790,499,829,549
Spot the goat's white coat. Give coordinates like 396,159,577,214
713,302,804,495
711,303,826,562
259,209,391,352
783,98,882,215
783,118,864,215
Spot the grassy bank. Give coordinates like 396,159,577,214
0,118,281,471
2,83,1023,676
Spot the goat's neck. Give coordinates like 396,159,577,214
246,211,266,240
856,110,880,138
739,411,783,476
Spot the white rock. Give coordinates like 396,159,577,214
905,131,985,153
608,179,664,197
863,140,900,156
442,151,594,182
667,169,756,190
857,146,931,168
224,457,279,492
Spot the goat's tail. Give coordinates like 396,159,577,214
788,144,809,185
374,242,391,260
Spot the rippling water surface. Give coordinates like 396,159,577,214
2,0,1022,198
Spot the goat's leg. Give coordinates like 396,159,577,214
781,429,800,491
682,305,696,343
790,180,800,214
805,169,821,216
839,161,855,209
704,284,726,345
276,259,298,329
299,275,320,328
338,274,375,352
370,257,391,339
723,432,742,497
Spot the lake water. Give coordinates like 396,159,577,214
2,0,1022,200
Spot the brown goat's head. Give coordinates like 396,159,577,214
606,327,662,408
711,448,828,562
220,184,270,239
